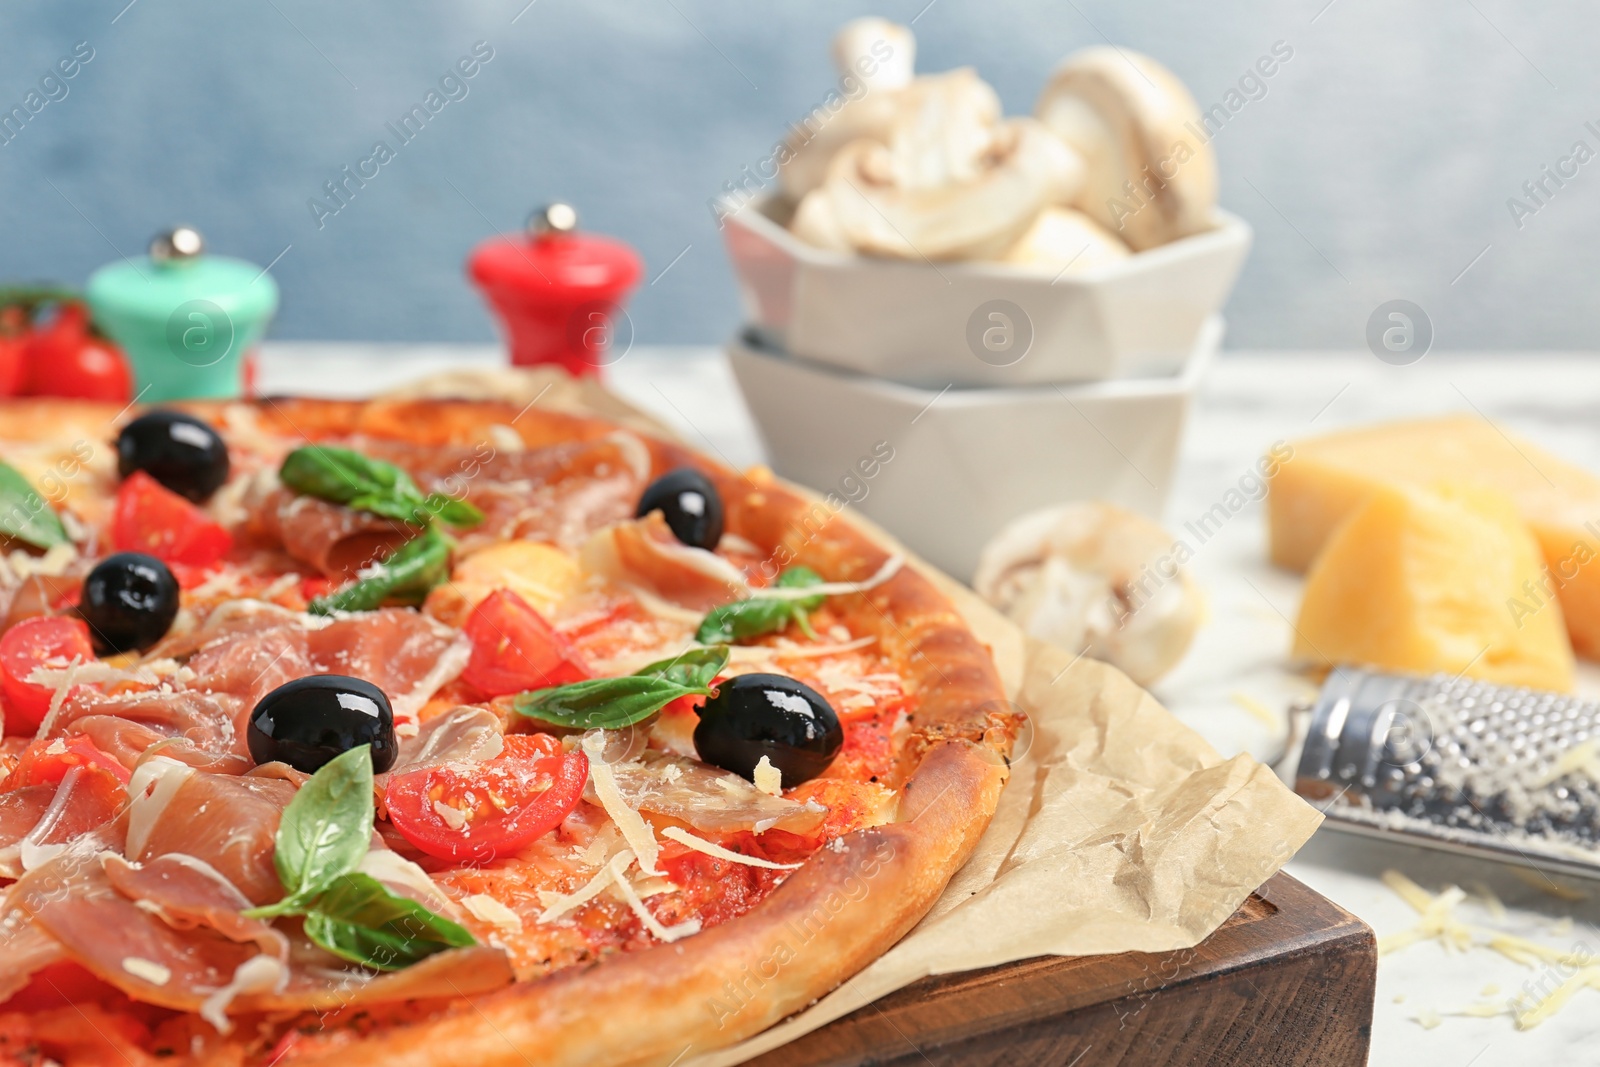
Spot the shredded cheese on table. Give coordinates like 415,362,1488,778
582,733,663,876
661,826,800,871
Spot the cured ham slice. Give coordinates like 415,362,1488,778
4,841,512,1030
128,768,294,907
597,753,828,836
251,487,415,580
355,433,648,551
0,768,127,880
582,512,751,612
46,690,246,765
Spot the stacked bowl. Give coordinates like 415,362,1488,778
717,20,1250,580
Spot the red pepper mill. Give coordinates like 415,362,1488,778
467,204,643,378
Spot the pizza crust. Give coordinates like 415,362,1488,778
0,396,1017,1066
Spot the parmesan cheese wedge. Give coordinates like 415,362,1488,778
661,826,801,870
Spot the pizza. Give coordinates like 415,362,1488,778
0,395,1017,1066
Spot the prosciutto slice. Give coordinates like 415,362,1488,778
354,433,648,550
128,767,294,907
5,842,512,1027
251,488,415,579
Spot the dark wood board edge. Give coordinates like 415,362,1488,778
752,873,1376,1067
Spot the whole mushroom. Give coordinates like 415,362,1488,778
974,502,1202,687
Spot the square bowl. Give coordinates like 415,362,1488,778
720,195,1248,388
727,316,1220,581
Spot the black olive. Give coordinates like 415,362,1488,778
117,410,230,502
636,467,723,550
693,673,842,787
247,674,398,774
79,552,179,654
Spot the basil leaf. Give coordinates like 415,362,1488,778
695,567,826,645
280,445,483,528
636,645,730,690
309,527,451,615
248,746,374,917
303,872,476,971
514,645,730,729
0,460,68,550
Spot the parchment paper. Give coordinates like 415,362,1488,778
385,367,1324,1064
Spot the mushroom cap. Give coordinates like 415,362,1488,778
974,501,1202,687
804,105,1086,262
997,206,1131,273
1035,46,1217,251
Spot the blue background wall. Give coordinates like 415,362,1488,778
2,1,1596,349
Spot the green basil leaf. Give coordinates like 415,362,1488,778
694,567,826,645
303,872,476,971
418,492,486,528
0,460,68,550
280,445,483,529
513,675,703,730
265,746,374,907
513,645,730,730
309,527,451,615
636,645,730,690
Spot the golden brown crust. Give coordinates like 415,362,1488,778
0,396,1015,1066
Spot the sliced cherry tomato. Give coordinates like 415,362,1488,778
112,470,232,568
11,734,131,787
462,589,591,698
0,616,94,736
23,302,133,403
384,734,587,863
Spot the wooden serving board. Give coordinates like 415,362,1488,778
754,873,1375,1067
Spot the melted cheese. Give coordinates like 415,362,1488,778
661,826,801,871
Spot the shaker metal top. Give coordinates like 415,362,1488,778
528,203,579,238
149,226,206,263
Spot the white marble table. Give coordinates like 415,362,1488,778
260,342,1600,1067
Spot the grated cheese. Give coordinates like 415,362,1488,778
661,826,801,871
752,756,782,797
607,851,700,943
582,733,662,875
199,955,285,1034
538,848,633,923
432,800,470,831
755,555,904,601
122,957,172,986
462,893,524,933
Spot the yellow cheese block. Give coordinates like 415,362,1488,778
1270,415,1600,658
1292,484,1574,692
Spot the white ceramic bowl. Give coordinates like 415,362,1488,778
720,195,1248,388
727,316,1220,581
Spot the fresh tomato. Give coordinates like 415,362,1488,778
384,734,587,863
0,333,25,397
0,616,94,736
462,589,590,698
112,470,232,568
11,734,131,787
24,302,133,403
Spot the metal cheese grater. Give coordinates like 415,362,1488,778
1293,667,1600,881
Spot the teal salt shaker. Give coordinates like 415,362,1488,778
86,227,279,401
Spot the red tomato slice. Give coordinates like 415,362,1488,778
462,589,591,698
112,470,232,568
384,734,587,864
0,616,94,736
12,735,131,787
